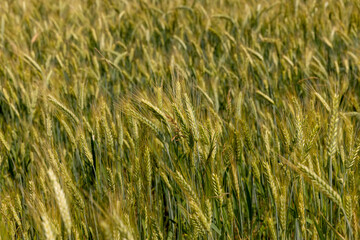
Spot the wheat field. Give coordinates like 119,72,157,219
0,0,360,239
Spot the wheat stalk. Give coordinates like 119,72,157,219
0,131,10,152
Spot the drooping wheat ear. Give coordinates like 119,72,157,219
15,194,21,213
313,91,331,112
125,131,135,153
117,114,124,149
222,146,230,167
347,137,360,169
144,205,149,235
133,156,140,182
196,85,214,106
189,200,211,234
227,197,234,223
293,98,304,152
210,130,218,161
311,222,318,240
144,147,152,194
353,211,358,239
78,129,93,165
41,213,55,240
7,199,21,227
263,127,271,156
60,163,84,211
174,170,199,204
155,86,163,109
298,163,342,206
298,179,306,238
345,121,354,148
0,130,10,152
134,157,142,193
211,173,223,206
306,154,314,172
60,119,76,147
340,143,345,165
7,221,15,239
47,95,79,124
141,99,168,124
262,161,278,207
171,103,188,136
106,167,115,193
127,107,160,135
280,186,287,232
78,81,85,111
230,158,240,200
39,168,48,199
267,217,277,240
241,122,254,153
175,81,182,107
190,213,203,239
234,91,243,120
52,212,62,235
115,171,124,197
151,218,164,240
82,116,94,134
198,147,206,166
73,228,80,240
251,159,261,183
159,169,173,192
47,168,72,235
205,199,212,223
128,116,139,143
280,123,291,153
0,199,9,222
114,216,135,240
304,123,319,157
327,93,339,161
348,170,355,192
101,104,114,153
28,180,35,204
344,195,352,221
46,114,52,138
167,230,174,240
208,107,223,126
95,116,101,145
100,221,112,240
234,132,242,162
47,148,60,175
114,216,134,240
199,125,209,145
184,93,199,142
81,221,89,239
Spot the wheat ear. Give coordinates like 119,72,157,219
48,168,72,235
48,95,79,124
298,163,342,206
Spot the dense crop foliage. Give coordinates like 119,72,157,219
1,0,360,239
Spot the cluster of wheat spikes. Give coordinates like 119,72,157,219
1,0,360,239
